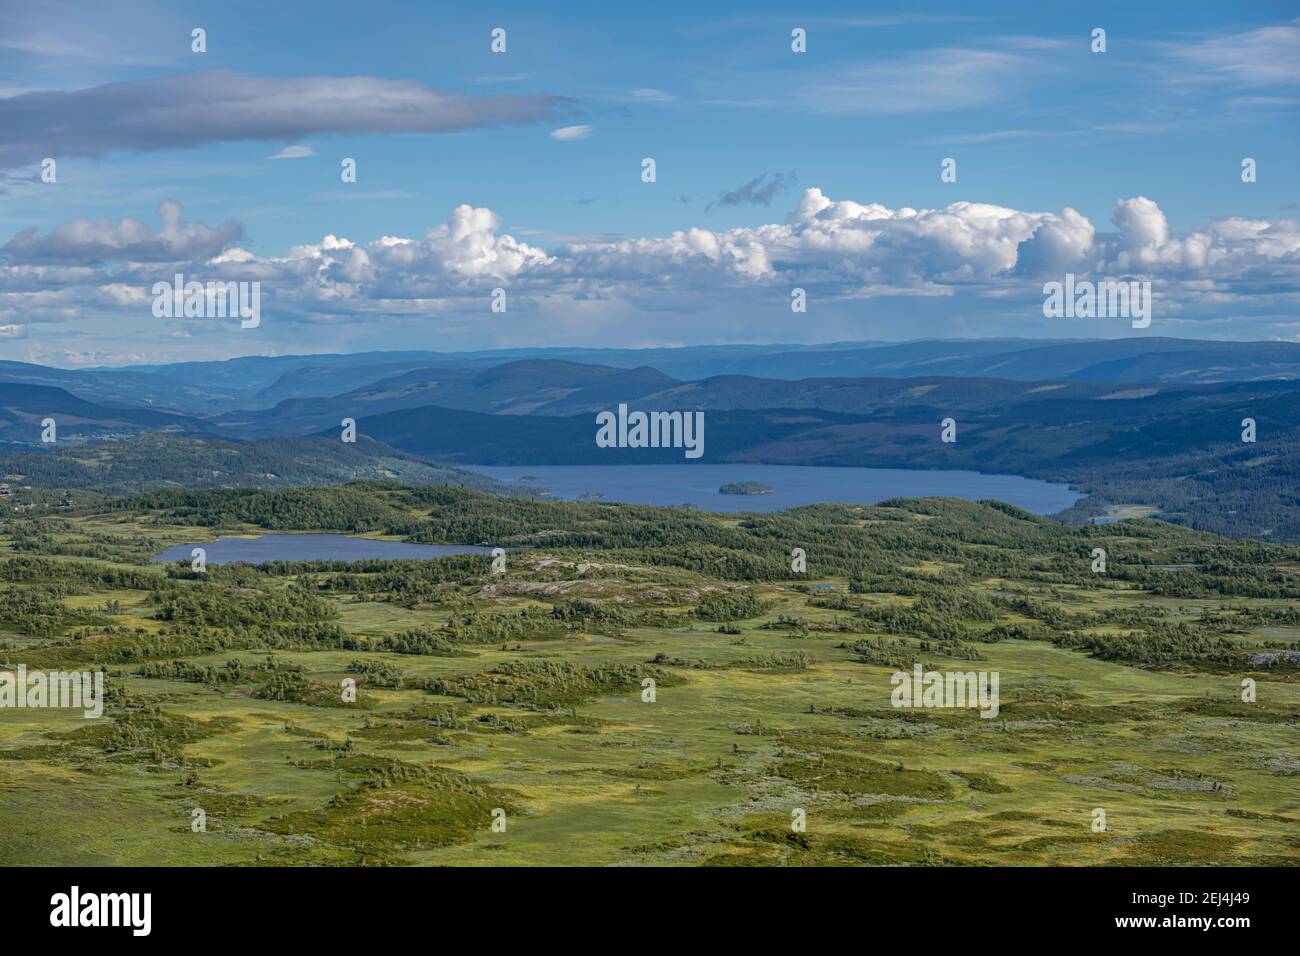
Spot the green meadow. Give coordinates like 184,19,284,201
0,485,1296,866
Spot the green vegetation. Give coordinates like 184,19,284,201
0,483,1296,866
719,481,773,495
0,433,505,497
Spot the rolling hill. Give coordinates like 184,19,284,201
0,433,507,496
0,361,243,414
216,360,680,435
0,383,214,445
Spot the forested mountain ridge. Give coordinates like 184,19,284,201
6,340,1300,541
0,434,507,497
100,337,1300,395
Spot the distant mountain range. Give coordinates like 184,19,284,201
42,337,1300,413
334,377,1300,472
3,336,1300,539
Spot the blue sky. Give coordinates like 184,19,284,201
1,0,1298,365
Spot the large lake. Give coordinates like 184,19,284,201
153,534,495,565
470,464,1082,515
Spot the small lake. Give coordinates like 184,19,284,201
153,534,495,565
469,464,1082,515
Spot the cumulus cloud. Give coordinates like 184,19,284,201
1113,196,1170,250
1,200,242,263
2,190,1297,342
1012,207,1095,275
0,71,570,169
0,287,81,326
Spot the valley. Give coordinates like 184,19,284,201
4,338,1300,540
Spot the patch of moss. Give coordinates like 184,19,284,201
262,764,517,862
775,751,953,799
953,771,1014,793
1120,829,1242,865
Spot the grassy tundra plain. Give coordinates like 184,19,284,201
0,484,1296,866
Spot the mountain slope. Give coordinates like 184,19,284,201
216,358,1219,437
217,360,680,435
0,361,242,414
347,403,872,464
0,433,506,496
0,383,213,445
346,379,1300,471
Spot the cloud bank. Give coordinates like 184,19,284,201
0,71,571,169
1,190,1297,351
3,200,242,263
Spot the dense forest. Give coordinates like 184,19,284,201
0,434,503,496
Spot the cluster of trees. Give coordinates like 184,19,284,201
423,659,673,710
649,650,810,670
5,482,1297,686
842,636,926,670
149,584,337,628
137,658,244,685
1053,621,1246,667
695,588,766,621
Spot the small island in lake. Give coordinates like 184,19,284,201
719,481,774,496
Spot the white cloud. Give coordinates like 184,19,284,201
1,200,242,263
1170,19,1300,86
3,190,1298,342
550,125,592,141
269,145,316,159
0,71,571,169
97,283,149,306
1013,207,1095,275
808,48,1032,114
